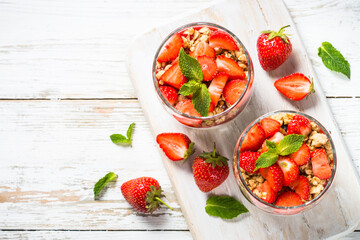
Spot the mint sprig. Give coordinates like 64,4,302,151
178,48,210,116
110,123,135,146
254,134,304,170
94,172,117,200
205,195,248,219
318,42,350,79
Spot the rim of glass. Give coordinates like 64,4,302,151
152,22,253,120
235,110,337,210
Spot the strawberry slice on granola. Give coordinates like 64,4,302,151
158,33,183,62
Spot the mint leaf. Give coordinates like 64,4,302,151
266,140,278,150
94,172,117,200
110,123,135,146
192,83,211,117
318,42,350,79
254,148,279,171
277,134,304,156
179,80,201,96
205,195,248,219
179,48,203,82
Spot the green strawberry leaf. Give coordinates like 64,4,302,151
200,143,229,168
94,172,117,200
192,83,211,117
110,123,135,146
318,42,350,79
179,80,201,96
254,148,279,171
266,140,278,150
277,134,304,156
205,195,248,219
179,48,203,82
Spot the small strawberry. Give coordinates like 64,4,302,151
311,149,332,180
240,123,266,152
190,41,215,58
254,181,277,204
259,164,284,192
257,25,292,71
208,72,229,106
275,191,302,207
261,132,284,152
192,144,229,192
159,86,178,106
197,55,218,81
223,79,247,105
289,143,310,166
156,133,195,161
209,30,239,51
289,175,310,201
160,60,187,90
277,156,299,186
216,56,246,80
174,99,202,126
260,117,281,138
121,177,173,213
287,114,312,136
274,73,315,101
158,33,183,62
239,151,261,174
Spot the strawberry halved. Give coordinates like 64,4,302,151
239,151,261,174
289,175,310,201
174,99,202,126
260,117,281,138
261,132,284,153
287,114,312,136
208,72,228,106
223,79,247,105
311,149,332,180
216,55,246,80
209,30,239,51
240,123,266,152
160,60,187,90
197,55,218,81
254,181,277,204
259,164,284,192
159,86,178,106
277,156,299,186
190,41,215,58
289,143,310,166
274,73,314,101
156,133,194,161
157,33,183,63
275,191,303,207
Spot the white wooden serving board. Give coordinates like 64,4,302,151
126,0,360,239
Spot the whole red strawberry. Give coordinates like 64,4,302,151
192,144,229,192
121,177,173,213
257,25,292,71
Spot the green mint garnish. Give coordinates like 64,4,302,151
205,195,248,219
178,48,210,117
255,134,304,170
94,172,117,200
318,42,350,79
110,122,135,146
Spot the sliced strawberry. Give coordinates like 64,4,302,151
240,123,266,152
289,175,310,201
208,72,228,106
216,55,246,80
277,156,299,186
209,30,239,51
157,33,183,62
254,181,276,204
261,132,284,152
159,86,178,106
287,114,312,136
259,164,284,192
208,102,215,112
160,60,187,90
289,143,310,166
239,151,261,174
260,118,281,138
174,99,202,126
311,149,332,180
274,73,314,101
190,41,215,58
156,133,194,161
197,56,218,81
223,79,247,105
275,191,303,207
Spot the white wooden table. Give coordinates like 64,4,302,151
0,0,359,239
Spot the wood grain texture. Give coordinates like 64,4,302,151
127,0,360,239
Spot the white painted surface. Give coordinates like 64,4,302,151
0,0,359,239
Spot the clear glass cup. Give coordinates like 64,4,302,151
152,22,254,128
233,110,337,215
